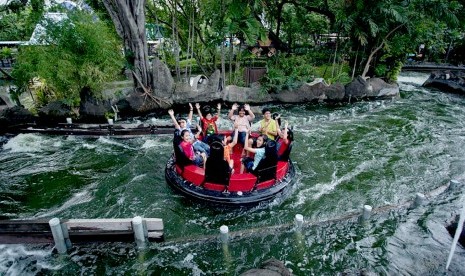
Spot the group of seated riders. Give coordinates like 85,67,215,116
168,103,294,183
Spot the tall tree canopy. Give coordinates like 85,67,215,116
12,10,123,108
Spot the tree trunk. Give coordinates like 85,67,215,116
229,36,233,85
331,34,339,78
275,1,284,40
172,0,181,81
102,0,152,89
361,24,404,78
351,45,359,80
221,40,226,88
220,0,225,89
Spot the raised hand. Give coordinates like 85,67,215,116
217,103,221,110
232,103,238,110
168,109,174,116
189,103,193,110
244,104,250,111
195,103,200,109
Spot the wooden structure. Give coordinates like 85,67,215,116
0,217,164,245
402,63,465,72
4,123,176,138
244,67,266,86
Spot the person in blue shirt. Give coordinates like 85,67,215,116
240,126,268,174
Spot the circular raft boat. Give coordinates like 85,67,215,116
165,131,296,206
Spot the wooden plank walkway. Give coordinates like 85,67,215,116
0,218,164,245
402,64,465,72
5,123,176,138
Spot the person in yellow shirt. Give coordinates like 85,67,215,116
259,108,277,140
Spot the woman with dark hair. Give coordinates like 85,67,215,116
241,127,268,174
179,129,207,168
254,139,279,181
204,141,231,185
228,103,255,145
276,120,294,161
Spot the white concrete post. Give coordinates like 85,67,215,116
220,225,229,243
60,223,72,249
66,118,72,124
414,193,426,208
49,218,67,254
362,205,372,221
294,214,304,229
132,216,146,247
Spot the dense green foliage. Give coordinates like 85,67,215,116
11,11,123,108
3,0,465,99
0,0,44,41
143,0,464,88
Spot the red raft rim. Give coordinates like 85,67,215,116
164,131,296,206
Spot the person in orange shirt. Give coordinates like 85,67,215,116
216,123,239,173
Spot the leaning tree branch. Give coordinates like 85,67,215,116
361,23,405,78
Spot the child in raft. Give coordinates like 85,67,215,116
215,123,239,172
168,103,210,155
179,129,207,168
195,102,221,144
240,126,268,174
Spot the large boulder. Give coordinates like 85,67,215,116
125,88,172,114
345,76,399,100
344,76,373,99
272,79,345,103
152,57,174,99
366,77,399,98
171,70,224,103
37,101,74,125
0,94,14,112
0,106,36,133
223,83,272,103
79,88,112,122
423,70,465,94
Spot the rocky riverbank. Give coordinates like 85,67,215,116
0,66,399,134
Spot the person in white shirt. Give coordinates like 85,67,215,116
228,103,255,145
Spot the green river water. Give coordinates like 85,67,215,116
1,72,465,275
